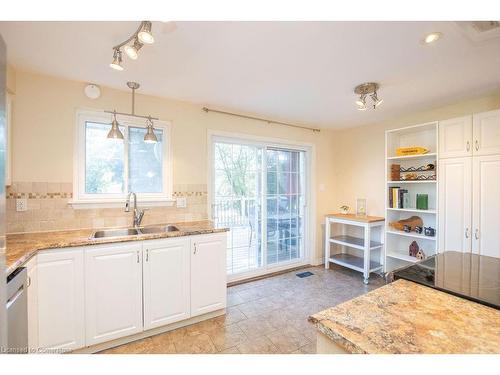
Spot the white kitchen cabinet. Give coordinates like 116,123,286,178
36,248,85,351
85,242,143,346
438,116,473,158
190,233,227,317
438,158,472,253
26,256,38,351
473,109,500,156
472,154,500,258
143,238,191,330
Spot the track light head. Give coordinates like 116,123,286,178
355,94,366,107
370,92,383,108
110,49,124,71
124,39,143,60
138,21,154,44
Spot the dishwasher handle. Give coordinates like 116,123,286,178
6,285,24,310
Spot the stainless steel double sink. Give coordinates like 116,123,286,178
91,225,179,239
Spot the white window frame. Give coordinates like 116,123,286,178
70,109,174,209
207,129,316,282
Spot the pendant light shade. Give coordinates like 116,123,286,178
107,112,124,140
144,118,158,143
138,21,154,44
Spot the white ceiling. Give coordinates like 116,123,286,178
1,21,500,129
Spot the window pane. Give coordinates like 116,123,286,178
128,127,163,193
85,122,125,194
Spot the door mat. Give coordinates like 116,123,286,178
296,271,314,278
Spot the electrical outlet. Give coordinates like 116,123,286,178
16,198,28,212
176,197,187,208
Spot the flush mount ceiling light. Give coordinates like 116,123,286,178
423,32,442,44
105,82,159,143
354,82,383,111
109,21,154,71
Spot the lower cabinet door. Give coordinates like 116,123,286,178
143,238,191,330
190,233,227,317
37,249,85,351
85,243,143,346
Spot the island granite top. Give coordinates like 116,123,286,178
309,279,500,354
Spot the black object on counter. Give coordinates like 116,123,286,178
393,251,499,310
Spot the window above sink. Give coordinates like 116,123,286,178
70,110,174,209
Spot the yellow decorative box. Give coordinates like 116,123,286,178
396,146,429,156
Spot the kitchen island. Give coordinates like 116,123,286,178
309,279,500,354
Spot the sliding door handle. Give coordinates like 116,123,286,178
475,140,479,151
466,141,470,152
465,228,469,239
474,229,479,240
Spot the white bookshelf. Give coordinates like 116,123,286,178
385,122,438,272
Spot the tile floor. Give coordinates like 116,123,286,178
100,265,385,354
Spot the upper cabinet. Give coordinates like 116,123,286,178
439,116,473,158
473,109,500,156
439,109,500,158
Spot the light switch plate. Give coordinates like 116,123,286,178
176,197,187,208
16,198,28,212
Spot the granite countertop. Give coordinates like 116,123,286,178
309,279,500,354
6,220,229,275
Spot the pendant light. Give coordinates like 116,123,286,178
104,82,159,143
144,117,158,143
107,111,124,139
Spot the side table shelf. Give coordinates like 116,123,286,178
325,214,385,284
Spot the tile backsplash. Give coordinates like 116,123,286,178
6,182,208,234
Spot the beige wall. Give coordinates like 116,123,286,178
333,92,500,217
8,68,337,264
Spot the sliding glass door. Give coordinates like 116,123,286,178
212,137,307,277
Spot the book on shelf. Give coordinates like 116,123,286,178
388,187,408,208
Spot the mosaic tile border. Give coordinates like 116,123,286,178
7,192,73,199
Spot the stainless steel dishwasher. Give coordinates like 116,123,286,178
6,267,28,353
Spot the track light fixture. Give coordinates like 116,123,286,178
105,82,159,143
354,82,383,110
109,21,154,71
